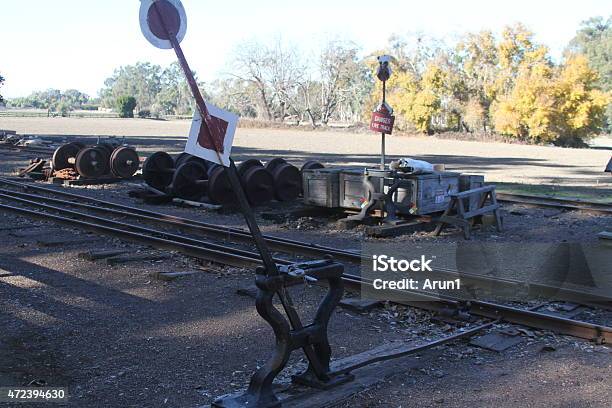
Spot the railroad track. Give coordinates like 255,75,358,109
0,143,56,155
0,176,610,344
497,192,612,215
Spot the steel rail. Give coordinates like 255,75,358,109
0,144,56,155
497,192,612,215
0,192,295,268
0,184,610,342
1,178,611,307
0,177,362,261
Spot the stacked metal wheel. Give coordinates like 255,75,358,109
51,142,140,179
143,152,212,202
142,153,321,206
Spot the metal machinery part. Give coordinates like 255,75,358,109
52,142,139,179
207,164,235,205
237,159,264,179
213,259,353,408
266,158,301,202
110,147,140,179
175,152,211,169
237,159,275,206
96,143,116,159
74,147,109,179
143,153,309,204
345,168,400,224
169,162,208,201
51,142,82,171
142,151,175,191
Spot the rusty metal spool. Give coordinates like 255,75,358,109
265,158,287,172
235,159,275,205
267,161,301,202
242,166,275,206
52,142,82,171
300,160,325,173
71,141,86,150
207,165,235,205
142,151,175,191
75,147,109,178
169,162,208,201
174,152,190,167
175,152,210,171
237,159,264,179
96,143,116,158
110,146,140,179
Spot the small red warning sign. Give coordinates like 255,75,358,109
370,110,395,134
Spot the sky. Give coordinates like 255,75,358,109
1,0,610,98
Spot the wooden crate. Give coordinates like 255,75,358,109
338,169,385,210
391,172,460,215
302,168,341,208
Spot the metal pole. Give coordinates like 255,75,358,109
150,1,326,375
380,80,387,170
151,4,277,275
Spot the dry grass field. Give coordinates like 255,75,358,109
2,116,611,196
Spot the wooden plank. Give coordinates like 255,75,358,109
451,185,494,199
37,235,97,247
149,271,198,281
463,203,500,219
209,347,440,408
106,253,170,265
79,249,129,261
9,228,64,238
438,215,469,227
365,220,431,238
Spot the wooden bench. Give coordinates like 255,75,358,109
433,185,502,239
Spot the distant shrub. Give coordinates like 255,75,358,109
115,96,137,118
138,109,151,118
80,104,99,111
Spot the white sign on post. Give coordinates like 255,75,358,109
184,103,238,167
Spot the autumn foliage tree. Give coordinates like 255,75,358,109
373,22,610,145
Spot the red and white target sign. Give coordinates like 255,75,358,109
139,0,187,49
184,104,238,167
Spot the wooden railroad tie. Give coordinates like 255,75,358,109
433,185,502,239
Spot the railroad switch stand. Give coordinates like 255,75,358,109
213,259,354,408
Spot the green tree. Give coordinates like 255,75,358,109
492,53,609,145
100,62,162,111
115,96,137,118
318,40,370,124
100,61,201,116
455,30,499,131
62,89,90,108
154,62,199,116
567,16,612,128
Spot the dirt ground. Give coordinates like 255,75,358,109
0,118,611,407
2,116,611,191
